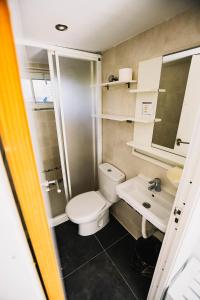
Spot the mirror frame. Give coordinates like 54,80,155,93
131,46,200,168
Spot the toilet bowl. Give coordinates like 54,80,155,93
66,163,125,236
67,191,110,236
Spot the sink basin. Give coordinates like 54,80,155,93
116,174,175,233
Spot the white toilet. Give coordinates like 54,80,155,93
66,163,125,236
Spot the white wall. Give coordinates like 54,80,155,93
0,152,46,300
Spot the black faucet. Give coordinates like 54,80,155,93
148,178,161,192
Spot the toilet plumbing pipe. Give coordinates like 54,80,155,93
142,216,157,239
142,216,148,239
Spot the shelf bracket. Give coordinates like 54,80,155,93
127,82,130,88
106,85,109,90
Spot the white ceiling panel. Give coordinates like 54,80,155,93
12,0,197,52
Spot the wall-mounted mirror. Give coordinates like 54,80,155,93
152,56,192,157
132,47,200,167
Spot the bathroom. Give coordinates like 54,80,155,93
2,1,200,300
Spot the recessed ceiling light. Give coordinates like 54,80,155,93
55,24,68,31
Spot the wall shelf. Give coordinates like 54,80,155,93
93,114,161,123
101,80,137,90
127,141,185,166
129,88,166,93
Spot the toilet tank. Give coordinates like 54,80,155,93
98,163,125,203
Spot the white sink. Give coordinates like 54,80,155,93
116,174,175,233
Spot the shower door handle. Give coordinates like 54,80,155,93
176,138,190,146
41,180,62,193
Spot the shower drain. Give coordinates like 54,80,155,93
142,202,151,209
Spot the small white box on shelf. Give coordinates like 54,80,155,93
119,68,132,82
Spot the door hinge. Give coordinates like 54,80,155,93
174,207,182,224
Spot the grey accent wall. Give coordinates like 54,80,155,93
102,7,200,237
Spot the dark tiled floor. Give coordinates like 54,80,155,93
55,221,102,276
95,215,128,249
107,235,152,300
65,253,135,300
55,215,154,300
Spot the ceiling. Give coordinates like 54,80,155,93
16,0,196,52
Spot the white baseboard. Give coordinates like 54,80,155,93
49,213,69,227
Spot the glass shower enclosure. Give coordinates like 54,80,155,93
28,45,102,225
49,49,101,202
18,43,101,226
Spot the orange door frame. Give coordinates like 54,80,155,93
0,1,65,299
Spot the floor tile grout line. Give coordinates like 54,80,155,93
63,229,128,281
104,233,129,251
62,248,105,279
63,241,137,298
94,232,129,252
105,251,139,300
60,225,138,299
94,234,105,250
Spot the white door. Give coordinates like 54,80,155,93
0,152,46,300
148,96,200,299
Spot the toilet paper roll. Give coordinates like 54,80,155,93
119,68,132,82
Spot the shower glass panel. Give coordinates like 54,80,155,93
18,45,68,219
57,57,95,197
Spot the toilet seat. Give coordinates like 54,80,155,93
66,191,107,224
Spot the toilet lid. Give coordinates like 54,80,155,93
66,191,106,223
